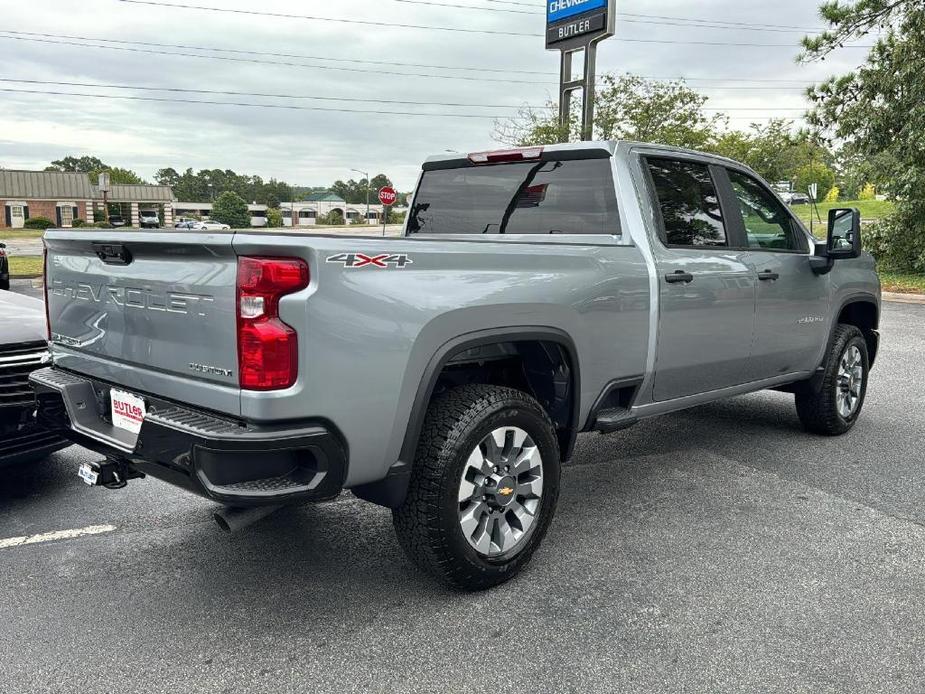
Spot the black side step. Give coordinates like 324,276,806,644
593,408,638,434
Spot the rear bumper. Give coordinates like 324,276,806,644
30,366,348,505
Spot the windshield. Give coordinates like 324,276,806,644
407,158,619,235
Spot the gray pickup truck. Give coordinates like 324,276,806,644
32,141,880,590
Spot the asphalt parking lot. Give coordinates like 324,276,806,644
2,300,923,694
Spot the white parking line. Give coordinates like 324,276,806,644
0,524,117,549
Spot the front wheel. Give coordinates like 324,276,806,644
393,384,561,591
795,324,869,436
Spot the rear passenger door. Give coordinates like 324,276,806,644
722,168,830,379
643,156,757,402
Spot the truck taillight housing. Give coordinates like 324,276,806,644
236,257,309,391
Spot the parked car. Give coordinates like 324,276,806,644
0,242,8,291
33,141,880,590
0,289,69,467
139,211,160,228
175,220,230,231
789,193,811,205
108,215,127,228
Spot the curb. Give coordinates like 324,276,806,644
10,274,42,280
882,291,925,305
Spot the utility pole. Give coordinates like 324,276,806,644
351,168,370,225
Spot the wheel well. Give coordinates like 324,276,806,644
432,339,577,459
838,300,879,366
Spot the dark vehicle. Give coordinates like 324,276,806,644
789,193,811,205
0,242,8,291
108,216,126,228
0,290,69,466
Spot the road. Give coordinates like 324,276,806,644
2,301,924,693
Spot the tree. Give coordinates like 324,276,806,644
793,162,836,201
46,156,146,184
211,191,250,228
801,0,925,271
709,120,834,185
494,73,725,149
266,207,284,228
46,156,107,173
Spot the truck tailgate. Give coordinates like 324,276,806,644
44,230,241,415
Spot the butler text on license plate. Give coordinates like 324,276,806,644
110,390,146,434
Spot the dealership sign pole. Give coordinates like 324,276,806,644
546,0,617,142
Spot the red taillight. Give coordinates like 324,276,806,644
43,246,51,341
468,147,543,164
236,257,309,391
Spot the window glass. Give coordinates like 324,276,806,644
407,158,619,235
646,158,727,247
727,169,805,252
59,205,73,227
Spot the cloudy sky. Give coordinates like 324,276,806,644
0,0,867,190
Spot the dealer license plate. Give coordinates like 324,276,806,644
110,389,147,435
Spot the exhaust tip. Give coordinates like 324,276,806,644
213,511,233,534
212,504,282,534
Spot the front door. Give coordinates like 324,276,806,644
722,168,831,378
644,156,757,402
10,205,25,229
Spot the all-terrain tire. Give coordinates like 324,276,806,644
795,324,869,436
393,384,561,591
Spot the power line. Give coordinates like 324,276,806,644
0,86,513,118
116,0,540,37
0,78,811,111
118,0,873,47
0,33,551,84
392,0,823,33
0,29,553,75
0,78,538,109
0,32,822,86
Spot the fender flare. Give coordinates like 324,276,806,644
352,327,580,509
805,293,880,393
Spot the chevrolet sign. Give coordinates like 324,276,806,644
546,0,615,49
547,0,607,24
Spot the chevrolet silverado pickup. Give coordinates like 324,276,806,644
32,141,880,590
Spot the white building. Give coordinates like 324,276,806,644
281,191,392,227
173,201,268,227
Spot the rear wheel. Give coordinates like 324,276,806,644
795,324,869,435
393,384,560,591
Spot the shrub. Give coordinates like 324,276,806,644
317,210,344,225
71,219,87,228
266,207,283,228
864,207,925,274
824,186,840,203
23,216,55,230
858,183,877,201
211,191,250,228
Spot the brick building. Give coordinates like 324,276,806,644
0,170,95,228
0,170,175,229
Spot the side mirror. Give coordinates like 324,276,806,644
826,207,862,260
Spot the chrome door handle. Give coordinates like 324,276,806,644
758,270,780,281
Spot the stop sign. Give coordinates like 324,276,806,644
378,186,398,206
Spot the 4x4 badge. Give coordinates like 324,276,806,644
326,253,413,269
